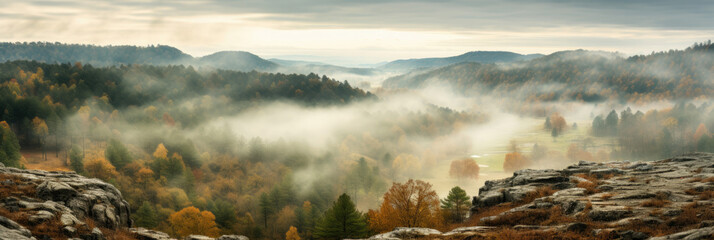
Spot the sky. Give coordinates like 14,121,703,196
2,0,714,66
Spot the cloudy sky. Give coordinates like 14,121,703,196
2,0,713,65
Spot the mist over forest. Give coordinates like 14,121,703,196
0,40,713,239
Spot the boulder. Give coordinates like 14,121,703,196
588,206,632,221
0,215,34,240
442,226,496,235
217,235,249,240
28,210,54,225
37,181,77,201
370,227,441,239
648,226,714,240
130,227,176,240
185,235,214,240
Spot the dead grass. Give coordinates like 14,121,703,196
700,190,714,200
99,227,137,240
489,228,584,240
520,186,557,204
0,174,37,199
684,188,714,200
483,206,576,227
641,192,671,208
573,174,601,194
668,202,714,227
687,177,703,183
702,177,714,183
649,208,662,217
0,208,68,239
21,150,71,172
641,199,671,208
467,203,517,226
600,193,615,200
577,181,599,194
685,188,699,195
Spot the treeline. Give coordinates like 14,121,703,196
592,103,714,159
384,42,714,103
0,60,372,144
0,42,192,66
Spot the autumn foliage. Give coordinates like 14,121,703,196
367,179,442,233
168,206,220,237
286,226,301,240
449,158,479,180
503,152,531,172
84,157,118,182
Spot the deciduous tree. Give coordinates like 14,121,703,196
286,226,301,240
367,180,441,233
503,152,531,172
449,158,479,180
168,206,219,237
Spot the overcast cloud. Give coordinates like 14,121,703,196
1,0,713,65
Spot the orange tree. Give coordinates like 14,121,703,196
367,179,441,233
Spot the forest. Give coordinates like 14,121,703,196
0,58,486,238
0,42,713,239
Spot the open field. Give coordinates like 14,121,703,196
424,118,619,197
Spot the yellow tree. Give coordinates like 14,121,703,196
32,117,49,160
153,143,168,159
286,226,301,240
368,179,441,233
84,157,119,181
168,206,219,237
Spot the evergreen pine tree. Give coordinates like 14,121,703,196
314,193,368,240
605,110,619,136
440,186,471,222
259,192,273,228
0,123,21,167
134,201,158,228
105,139,132,169
69,145,84,174
208,199,237,230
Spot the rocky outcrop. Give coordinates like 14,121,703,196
0,166,132,239
0,166,251,240
364,153,714,240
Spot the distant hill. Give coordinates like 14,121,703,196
197,51,279,72
0,42,381,77
0,42,193,66
380,51,544,71
270,58,378,76
383,44,714,102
